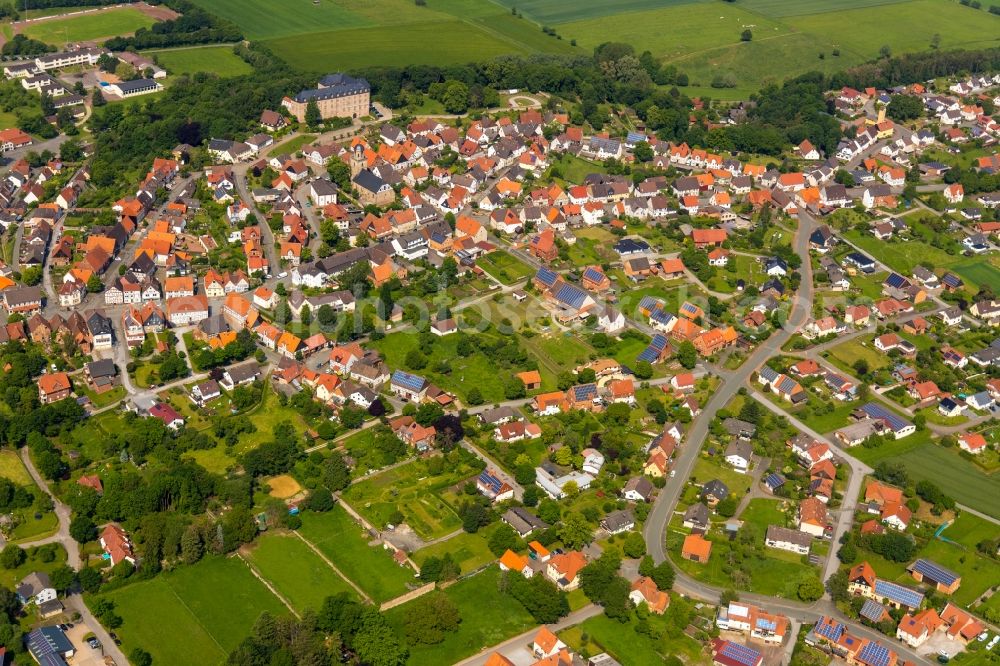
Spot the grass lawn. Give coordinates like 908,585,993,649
669,522,818,599
344,458,475,540
561,610,704,665
0,449,33,486
550,153,607,183
245,531,359,611
79,385,126,410
10,510,59,542
185,446,236,475
298,506,416,603
412,524,499,574
145,45,252,77
385,567,535,666
0,543,67,592
271,133,318,156
913,514,1000,607
850,434,1000,519
842,230,961,276
372,330,524,403
239,384,313,452
95,555,288,665
477,250,534,285
825,338,890,374
692,457,754,500
808,401,862,434
22,7,155,44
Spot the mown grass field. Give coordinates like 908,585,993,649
245,532,359,611
146,45,253,77
0,449,33,486
298,506,417,603
21,7,155,45
96,556,288,666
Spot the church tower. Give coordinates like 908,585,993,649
350,144,365,179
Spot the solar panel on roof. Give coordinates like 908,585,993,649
861,402,910,432
582,266,604,283
651,309,673,325
650,334,668,351
814,618,844,641
555,283,587,309
755,618,777,631
874,579,924,607
764,473,784,487
860,599,887,622
391,370,426,392
911,558,959,586
535,267,558,286
720,641,762,666
857,641,892,666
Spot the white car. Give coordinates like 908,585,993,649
978,632,989,642
988,636,999,650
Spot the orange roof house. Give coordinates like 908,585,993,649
865,481,903,507
516,370,542,390
691,228,727,248
630,576,670,614
682,534,712,563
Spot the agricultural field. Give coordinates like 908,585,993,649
244,532,360,611
95,555,288,666
298,506,417,603
20,7,156,45
213,0,997,96
190,0,577,71
145,45,253,77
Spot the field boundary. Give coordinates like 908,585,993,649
235,552,301,618
290,530,373,603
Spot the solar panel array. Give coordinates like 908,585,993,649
638,295,664,312
861,402,911,432
758,365,780,383
572,384,598,401
637,334,669,363
26,629,67,666
391,370,426,392
680,302,700,316
477,470,503,493
535,267,558,287
555,282,588,309
860,599,888,623
813,617,845,642
582,266,605,283
650,309,674,326
884,273,909,289
911,558,959,586
857,640,893,666
720,641,762,666
755,617,777,631
764,473,784,488
874,579,925,608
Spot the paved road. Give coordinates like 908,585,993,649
643,211,816,565
750,390,872,586
63,594,130,666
